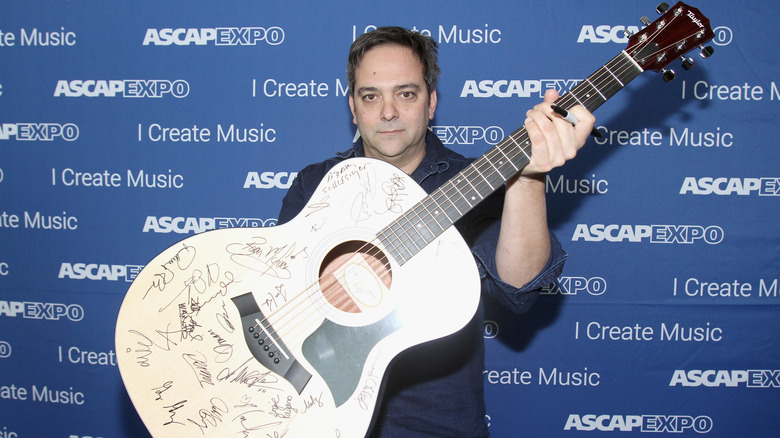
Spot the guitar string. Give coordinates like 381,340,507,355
248,16,700,351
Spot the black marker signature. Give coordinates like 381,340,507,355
127,326,178,367
182,351,214,387
306,195,331,218
301,393,324,414
163,399,187,426
378,174,407,214
217,357,281,392
261,283,289,313
152,380,173,401
186,397,229,434
350,192,372,223
143,243,197,300
232,409,283,438
216,301,235,333
226,238,308,279
208,329,234,364
158,262,237,314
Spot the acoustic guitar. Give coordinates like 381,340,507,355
116,3,714,436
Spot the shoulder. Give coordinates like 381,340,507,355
278,154,349,223
295,156,343,182
423,130,473,171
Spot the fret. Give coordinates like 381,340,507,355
604,63,625,87
379,227,411,264
453,172,483,207
461,167,492,204
503,132,531,162
493,146,520,173
480,152,515,187
397,213,431,251
425,191,457,227
574,77,608,110
569,52,642,114
446,178,475,210
602,59,635,97
414,200,448,237
568,91,584,107
471,162,495,192
585,77,607,101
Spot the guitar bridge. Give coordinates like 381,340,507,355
231,292,312,394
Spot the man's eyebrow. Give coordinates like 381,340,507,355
356,83,422,95
356,86,379,95
394,83,421,92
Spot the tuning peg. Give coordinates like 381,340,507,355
641,16,651,26
662,69,676,82
622,29,634,37
700,46,715,58
681,57,695,70
656,2,669,14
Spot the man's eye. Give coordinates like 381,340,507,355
400,91,415,99
362,94,377,102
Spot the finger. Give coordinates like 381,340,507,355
528,105,582,167
543,88,560,103
524,111,562,173
567,105,597,144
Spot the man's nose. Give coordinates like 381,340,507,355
381,98,399,121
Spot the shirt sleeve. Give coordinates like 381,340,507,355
278,161,330,225
458,190,567,315
278,172,306,225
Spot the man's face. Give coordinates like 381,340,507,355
349,44,437,173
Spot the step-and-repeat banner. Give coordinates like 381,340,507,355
1,1,778,436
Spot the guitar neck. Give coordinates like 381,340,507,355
378,51,644,264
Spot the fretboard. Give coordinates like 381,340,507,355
378,50,644,265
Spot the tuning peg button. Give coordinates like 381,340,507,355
662,69,676,82
656,2,670,14
681,57,695,70
641,16,651,26
700,46,715,58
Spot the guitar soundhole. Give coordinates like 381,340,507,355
318,240,392,313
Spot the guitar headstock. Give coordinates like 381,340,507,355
626,2,715,81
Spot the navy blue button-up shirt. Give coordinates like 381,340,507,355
278,131,566,437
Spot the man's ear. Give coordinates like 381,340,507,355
428,89,438,120
348,93,357,124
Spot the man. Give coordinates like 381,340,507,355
278,26,595,437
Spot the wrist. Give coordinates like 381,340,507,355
508,172,546,190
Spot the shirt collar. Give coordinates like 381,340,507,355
338,130,451,184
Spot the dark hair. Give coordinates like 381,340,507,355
347,26,440,95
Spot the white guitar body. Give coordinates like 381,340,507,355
116,157,481,437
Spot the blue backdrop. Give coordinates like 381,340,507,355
1,1,778,437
